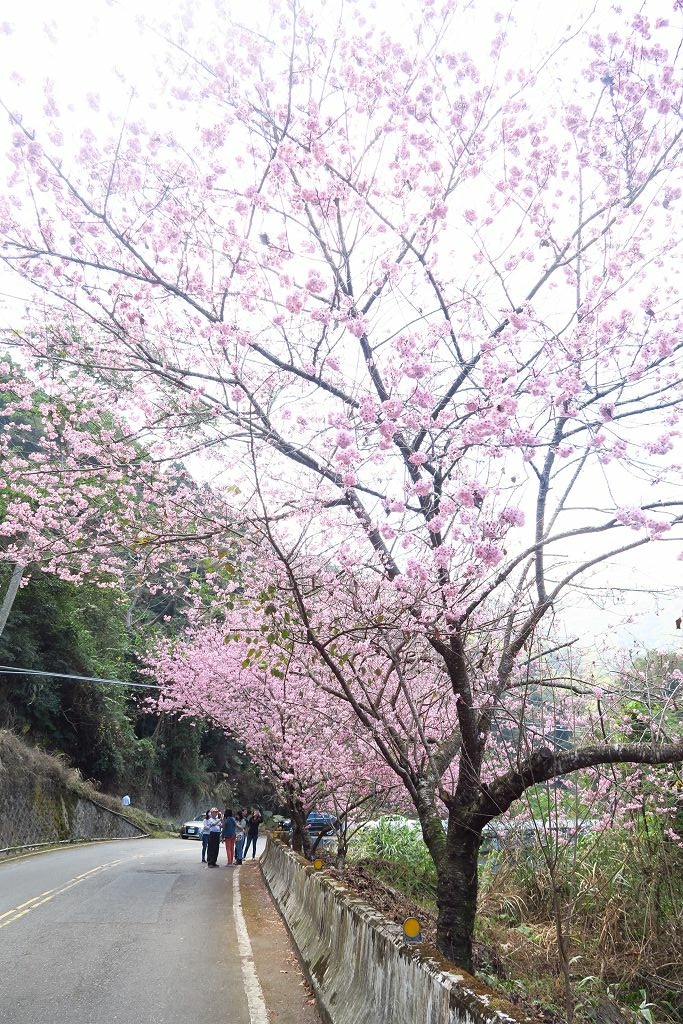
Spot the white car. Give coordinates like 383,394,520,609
180,814,206,840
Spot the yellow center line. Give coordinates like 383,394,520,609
0,890,55,921
0,855,143,930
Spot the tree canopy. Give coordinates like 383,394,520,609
1,0,682,969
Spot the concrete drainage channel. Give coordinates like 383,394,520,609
0,833,150,859
261,839,538,1024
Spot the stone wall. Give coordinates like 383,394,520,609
0,731,145,852
261,838,537,1024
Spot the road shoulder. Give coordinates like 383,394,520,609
238,861,322,1024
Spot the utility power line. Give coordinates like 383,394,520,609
0,665,161,690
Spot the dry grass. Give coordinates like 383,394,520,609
0,728,81,784
475,836,683,1023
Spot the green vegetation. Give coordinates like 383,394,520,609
0,568,139,787
0,565,264,815
351,818,438,905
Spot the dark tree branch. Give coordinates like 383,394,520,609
472,741,683,824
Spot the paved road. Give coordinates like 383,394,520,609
0,836,275,1024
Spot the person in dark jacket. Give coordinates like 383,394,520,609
221,808,237,865
243,807,262,860
206,808,222,866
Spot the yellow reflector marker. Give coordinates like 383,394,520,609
313,858,323,870
403,917,422,941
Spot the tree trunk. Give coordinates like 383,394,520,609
0,562,25,639
288,800,308,855
435,820,482,972
335,837,348,870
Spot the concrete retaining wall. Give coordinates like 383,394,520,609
0,731,145,853
261,839,536,1024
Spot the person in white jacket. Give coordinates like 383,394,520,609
201,810,211,863
234,809,248,864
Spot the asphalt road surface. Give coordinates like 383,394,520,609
0,835,283,1024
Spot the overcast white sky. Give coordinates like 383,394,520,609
0,0,681,660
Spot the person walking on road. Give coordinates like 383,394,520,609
201,810,211,863
234,809,247,864
222,808,237,865
243,807,262,860
206,808,222,866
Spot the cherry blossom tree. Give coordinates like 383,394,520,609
1,0,683,968
0,355,240,637
152,620,398,857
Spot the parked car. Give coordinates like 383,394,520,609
278,812,340,836
305,811,340,836
180,814,206,840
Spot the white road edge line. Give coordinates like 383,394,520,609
232,867,269,1024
